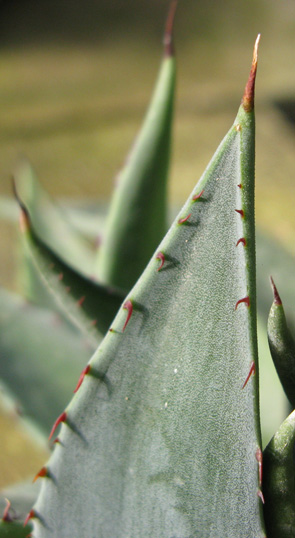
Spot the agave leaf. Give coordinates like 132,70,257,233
95,2,177,290
263,410,295,537
258,314,289,447
0,288,93,434
0,520,32,537
267,278,295,409
13,160,95,276
14,193,125,346
0,481,40,534
32,39,265,537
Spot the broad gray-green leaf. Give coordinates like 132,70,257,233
33,40,265,538
95,2,177,290
0,288,93,434
14,196,125,346
263,410,295,537
267,278,295,408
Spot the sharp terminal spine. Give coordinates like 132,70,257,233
270,276,282,306
49,411,67,440
235,296,250,310
237,183,243,189
242,34,261,113
156,252,165,271
235,209,244,218
236,238,246,247
242,361,256,389
178,213,191,224
74,365,91,393
192,189,204,201
33,466,48,483
122,300,133,332
257,489,265,504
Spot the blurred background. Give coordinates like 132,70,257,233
0,0,295,488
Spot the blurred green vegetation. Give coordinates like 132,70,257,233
1,0,295,488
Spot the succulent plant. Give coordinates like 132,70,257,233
1,3,295,537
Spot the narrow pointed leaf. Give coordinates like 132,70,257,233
33,40,265,538
268,278,295,408
13,160,95,275
0,288,93,433
95,3,177,289
258,313,289,447
14,193,125,346
263,410,295,537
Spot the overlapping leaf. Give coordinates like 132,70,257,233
32,40,265,537
95,2,177,290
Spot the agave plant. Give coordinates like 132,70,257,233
1,3,295,537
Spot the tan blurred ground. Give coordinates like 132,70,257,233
1,0,295,488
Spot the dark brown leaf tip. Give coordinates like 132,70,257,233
270,276,282,306
242,34,260,112
163,1,178,57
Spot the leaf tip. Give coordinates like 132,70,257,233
270,276,282,306
242,33,261,112
163,0,178,57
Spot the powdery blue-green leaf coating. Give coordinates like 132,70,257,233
32,92,265,536
95,35,176,290
0,288,93,433
263,410,295,537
